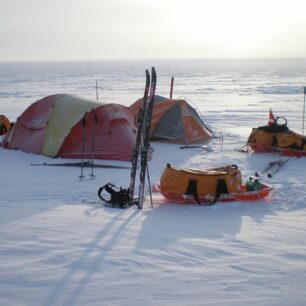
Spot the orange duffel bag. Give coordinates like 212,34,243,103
160,163,242,204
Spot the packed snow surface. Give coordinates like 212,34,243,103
0,59,306,305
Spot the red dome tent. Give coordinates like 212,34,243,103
3,94,136,161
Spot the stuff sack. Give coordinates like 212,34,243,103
0,115,11,136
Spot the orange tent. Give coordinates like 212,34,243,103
130,95,213,144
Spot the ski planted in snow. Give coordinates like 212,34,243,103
137,67,157,209
128,69,150,205
96,67,156,209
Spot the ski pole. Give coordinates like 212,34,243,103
79,112,88,180
89,108,98,179
146,163,153,208
221,132,224,152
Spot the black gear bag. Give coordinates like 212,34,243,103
98,183,131,208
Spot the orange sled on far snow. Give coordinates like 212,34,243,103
247,111,306,157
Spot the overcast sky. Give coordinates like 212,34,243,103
1,0,306,61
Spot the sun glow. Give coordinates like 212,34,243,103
1,0,306,60
152,0,306,58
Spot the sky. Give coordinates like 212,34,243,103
1,0,306,61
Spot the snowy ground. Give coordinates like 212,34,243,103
1,59,306,305
1,123,306,305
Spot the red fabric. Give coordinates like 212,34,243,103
4,95,137,161
268,109,276,126
58,104,136,161
3,95,58,153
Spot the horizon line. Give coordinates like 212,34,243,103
1,57,306,64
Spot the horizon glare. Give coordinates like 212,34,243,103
1,0,306,61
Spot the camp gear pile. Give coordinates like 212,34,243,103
248,116,306,154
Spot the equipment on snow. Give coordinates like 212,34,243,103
246,176,263,191
97,67,156,209
128,69,150,205
267,159,288,178
255,159,288,178
138,67,157,209
160,163,242,205
30,161,130,169
159,163,272,205
180,145,213,152
98,183,131,208
248,111,306,157
0,115,11,136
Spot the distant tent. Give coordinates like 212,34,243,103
130,95,213,144
0,115,11,136
3,94,136,161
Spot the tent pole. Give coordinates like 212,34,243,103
220,131,224,152
170,76,174,99
96,79,99,101
303,86,306,136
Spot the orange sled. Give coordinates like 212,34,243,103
249,143,306,157
247,114,306,157
160,184,273,204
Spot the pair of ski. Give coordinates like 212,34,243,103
128,67,157,209
255,159,288,178
97,68,156,209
